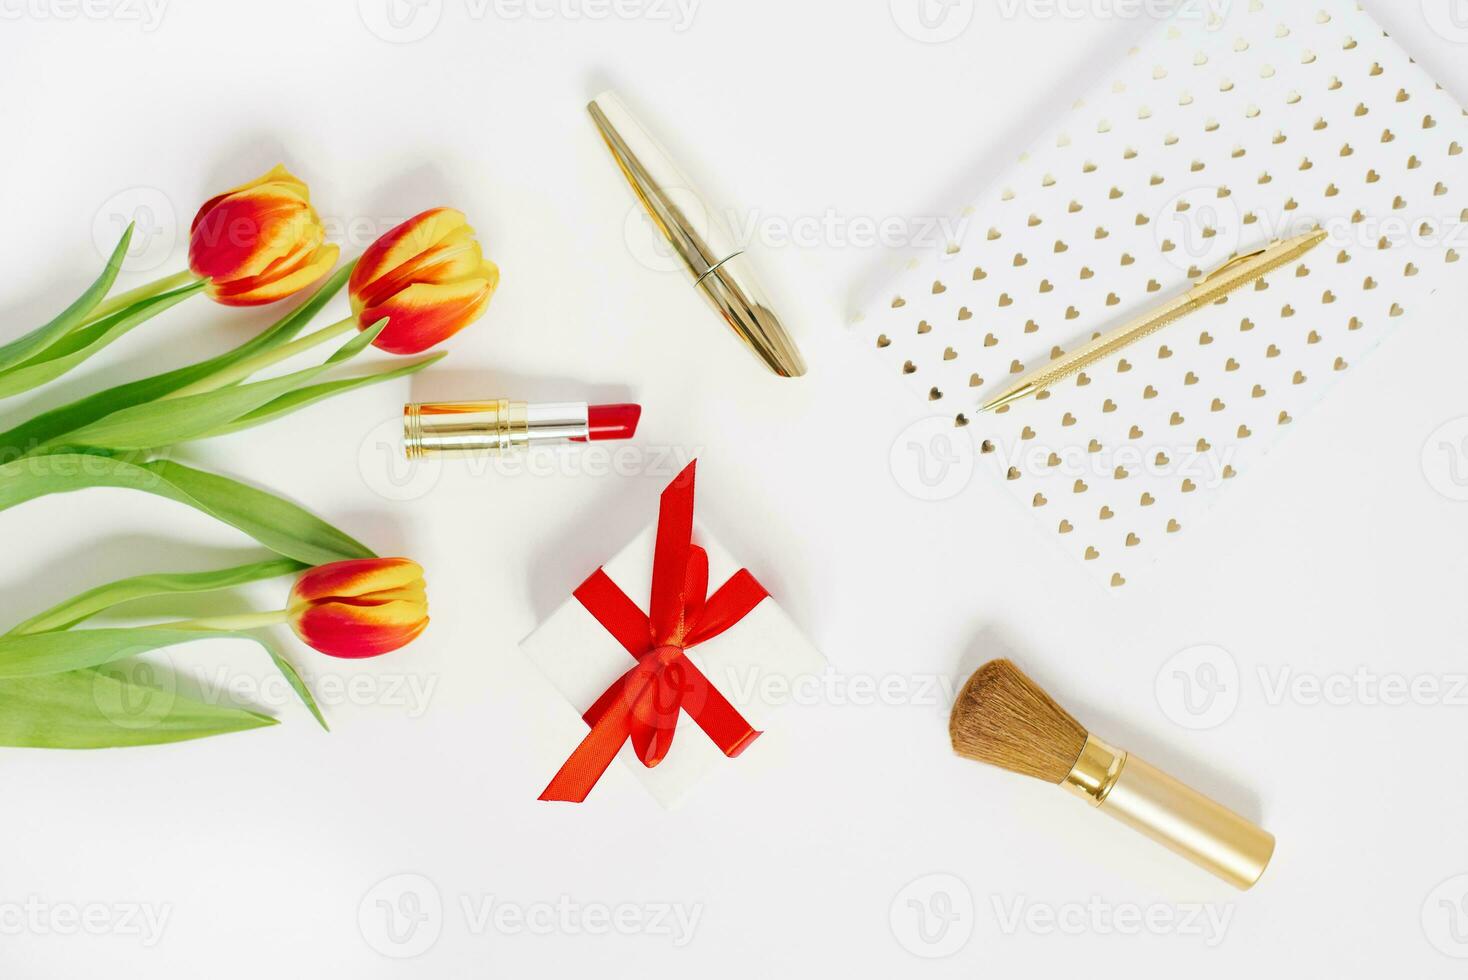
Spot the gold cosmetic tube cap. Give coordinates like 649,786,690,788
587,90,806,378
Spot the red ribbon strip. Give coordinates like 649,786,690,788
539,460,768,802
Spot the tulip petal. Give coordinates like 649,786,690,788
190,164,309,234
291,598,428,659
191,197,320,282
208,243,340,307
290,557,424,605
352,581,427,605
359,271,498,355
349,234,488,314
349,208,471,298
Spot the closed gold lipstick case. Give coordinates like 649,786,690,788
587,90,807,379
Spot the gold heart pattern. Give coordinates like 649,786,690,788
857,0,1463,589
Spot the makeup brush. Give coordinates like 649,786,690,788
950,659,1275,890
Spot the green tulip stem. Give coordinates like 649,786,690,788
156,610,292,632
163,315,359,399
83,270,202,326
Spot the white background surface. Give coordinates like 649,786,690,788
2,0,1468,976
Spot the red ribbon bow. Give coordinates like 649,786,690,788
540,460,768,802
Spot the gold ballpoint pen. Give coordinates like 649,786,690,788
980,228,1329,412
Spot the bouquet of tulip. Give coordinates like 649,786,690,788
0,165,497,748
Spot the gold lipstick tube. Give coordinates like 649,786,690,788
404,400,587,458
1061,735,1275,890
587,90,806,379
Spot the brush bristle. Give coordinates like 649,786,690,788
949,659,1088,784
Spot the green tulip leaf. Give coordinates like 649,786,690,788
0,627,271,678
231,260,360,361
0,667,277,749
53,321,386,451
211,353,445,438
260,639,329,732
0,224,134,375
0,626,327,731
6,559,307,636
322,317,385,364
0,455,374,565
0,261,356,460
0,280,207,400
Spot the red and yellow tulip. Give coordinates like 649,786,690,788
349,208,499,355
159,207,491,399
287,558,429,659
189,165,339,307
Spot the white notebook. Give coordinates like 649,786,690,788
856,0,1467,589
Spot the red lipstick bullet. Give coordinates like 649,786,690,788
576,403,643,442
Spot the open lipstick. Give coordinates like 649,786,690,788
403,399,641,459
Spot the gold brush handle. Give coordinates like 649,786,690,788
1063,736,1275,890
1100,754,1275,890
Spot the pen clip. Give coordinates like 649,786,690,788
1195,245,1269,287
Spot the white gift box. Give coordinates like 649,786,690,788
521,520,825,807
